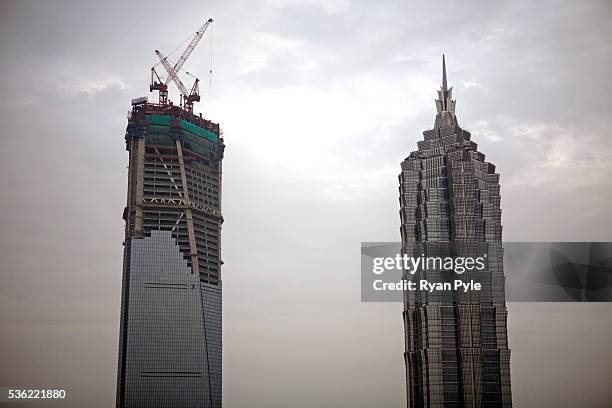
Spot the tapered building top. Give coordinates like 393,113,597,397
442,54,448,92
434,54,458,129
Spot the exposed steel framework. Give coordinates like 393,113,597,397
124,98,224,283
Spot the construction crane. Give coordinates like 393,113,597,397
150,18,214,113
156,49,200,111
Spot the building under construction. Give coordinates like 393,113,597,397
116,19,224,408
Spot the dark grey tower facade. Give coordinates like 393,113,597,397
399,57,512,407
116,99,224,407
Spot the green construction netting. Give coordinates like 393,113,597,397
145,114,218,143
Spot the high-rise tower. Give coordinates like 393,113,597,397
116,97,224,407
399,56,512,407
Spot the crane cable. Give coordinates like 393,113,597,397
209,23,213,100
152,29,196,69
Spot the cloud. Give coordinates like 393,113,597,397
61,76,128,97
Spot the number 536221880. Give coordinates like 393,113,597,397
8,389,66,399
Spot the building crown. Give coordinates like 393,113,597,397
434,54,458,129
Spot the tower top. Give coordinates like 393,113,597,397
434,54,458,128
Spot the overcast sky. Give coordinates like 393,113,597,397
1,0,612,407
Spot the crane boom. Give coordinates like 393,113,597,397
165,18,213,85
156,50,189,97
150,17,212,112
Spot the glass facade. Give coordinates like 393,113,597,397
117,101,224,407
399,57,512,407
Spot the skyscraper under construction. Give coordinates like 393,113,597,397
116,19,223,408
399,56,512,407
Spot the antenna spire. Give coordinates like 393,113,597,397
434,54,457,128
442,54,448,92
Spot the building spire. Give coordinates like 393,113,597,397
434,54,457,128
442,54,448,92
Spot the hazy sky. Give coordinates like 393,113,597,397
1,0,612,407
